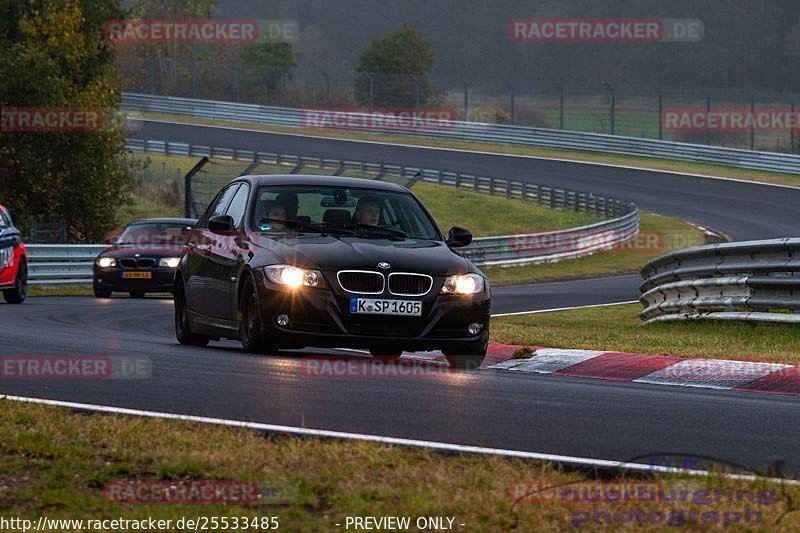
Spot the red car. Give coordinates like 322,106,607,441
0,204,28,304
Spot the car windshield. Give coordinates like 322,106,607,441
117,222,193,246
252,185,442,241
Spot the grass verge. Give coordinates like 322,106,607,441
26,285,93,297
492,303,800,365
134,111,800,188
1,400,797,531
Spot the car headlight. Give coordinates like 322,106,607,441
440,273,485,295
159,257,181,268
96,257,116,268
264,265,324,288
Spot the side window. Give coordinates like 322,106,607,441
224,184,250,229
0,211,8,229
198,184,240,228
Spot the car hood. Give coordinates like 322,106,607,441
99,244,185,258
251,235,473,276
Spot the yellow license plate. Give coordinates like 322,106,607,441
123,271,152,279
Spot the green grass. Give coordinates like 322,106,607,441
411,182,599,237
1,400,797,531
484,212,709,285
27,284,93,297
134,111,800,188
493,303,800,365
122,153,187,221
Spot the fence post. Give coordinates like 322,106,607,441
184,156,210,218
750,95,756,150
603,82,615,135
463,80,469,120
656,89,663,140
507,81,515,125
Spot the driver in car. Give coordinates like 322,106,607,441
353,196,381,226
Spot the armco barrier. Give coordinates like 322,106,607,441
26,244,104,285
639,238,800,324
122,92,800,175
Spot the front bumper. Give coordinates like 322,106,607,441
252,269,491,351
94,267,177,292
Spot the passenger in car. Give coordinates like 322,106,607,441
259,201,288,230
276,192,299,220
353,196,381,226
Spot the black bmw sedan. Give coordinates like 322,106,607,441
174,175,490,369
93,217,197,298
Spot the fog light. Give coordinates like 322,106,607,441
468,323,483,335
276,314,290,327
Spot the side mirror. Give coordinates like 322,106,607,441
208,214,236,234
446,226,472,248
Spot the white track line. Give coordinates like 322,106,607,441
492,300,638,317
2,394,792,484
140,118,800,191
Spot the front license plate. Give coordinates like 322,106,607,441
350,298,422,316
122,271,152,279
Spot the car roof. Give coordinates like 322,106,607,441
127,218,197,225
235,174,411,193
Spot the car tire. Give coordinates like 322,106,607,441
129,290,146,298
93,284,112,298
443,335,488,370
239,276,271,354
3,260,27,304
369,347,403,360
174,281,210,347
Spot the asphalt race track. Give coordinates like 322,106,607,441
2,296,800,474
3,121,800,474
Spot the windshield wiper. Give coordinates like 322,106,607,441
355,224,407,239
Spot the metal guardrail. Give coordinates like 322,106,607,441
122,92,800,175
26,244,104,285
639,238,800,324
127,138,639,269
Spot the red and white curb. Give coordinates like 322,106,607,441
488,347,800,397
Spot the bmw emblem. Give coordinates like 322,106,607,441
378,262,391,270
